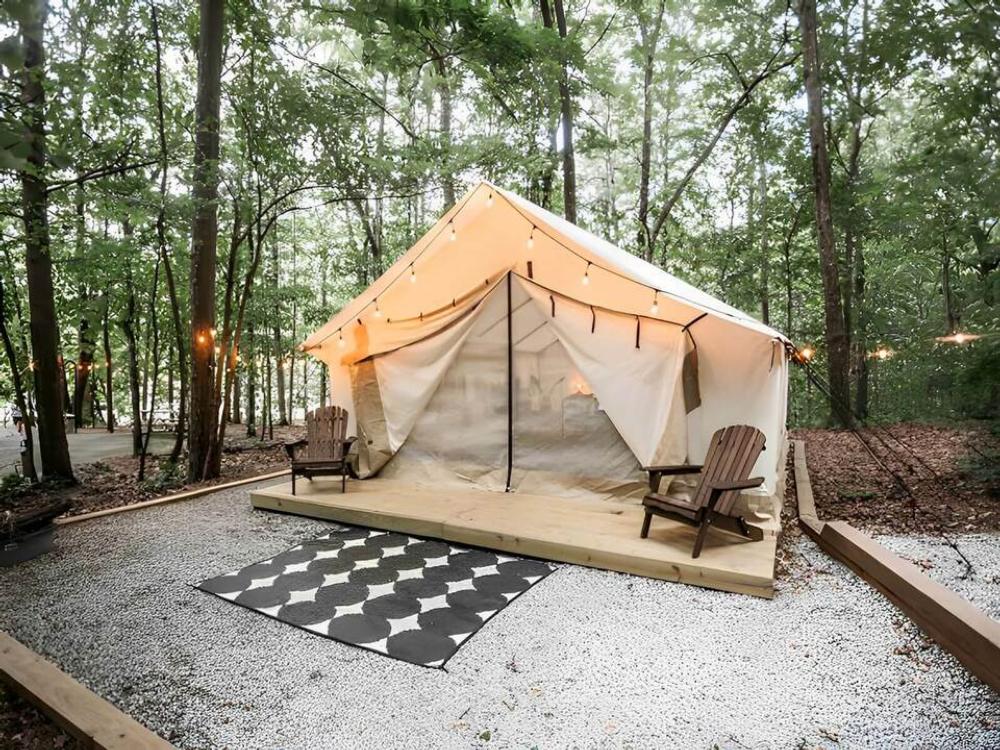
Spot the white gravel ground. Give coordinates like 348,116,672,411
1,481,997,749
876,533,1000,620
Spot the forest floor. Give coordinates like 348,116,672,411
778,420,998,582
789,420,999,534
0,425,303,519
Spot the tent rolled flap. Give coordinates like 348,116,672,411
306,182,789,512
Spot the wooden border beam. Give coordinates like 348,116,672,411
792,440,1000,693
55,469,290,525
0,631,175,749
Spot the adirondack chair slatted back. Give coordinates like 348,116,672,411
304,406,348,461
692,425,766,515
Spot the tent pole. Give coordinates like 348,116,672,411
505,272,513,492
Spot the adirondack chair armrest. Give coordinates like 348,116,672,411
283,438,308,460
643,464,702,492
708,476,765,492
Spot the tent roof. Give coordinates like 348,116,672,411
303,182,788,358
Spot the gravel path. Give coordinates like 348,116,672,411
0,427,173,471
1,482,997,749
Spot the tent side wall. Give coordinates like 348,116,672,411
317,279,788,524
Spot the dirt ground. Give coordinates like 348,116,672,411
790,421,999,535
0,426,303,518
0,685,77,749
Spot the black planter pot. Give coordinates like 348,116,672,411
0,498,69,566
1,524,56,566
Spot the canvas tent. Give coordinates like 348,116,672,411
303,182,789,517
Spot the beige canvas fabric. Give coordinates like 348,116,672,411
305,182,789,506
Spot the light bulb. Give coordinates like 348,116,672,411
337,332,346,349
582,263,591,285
409,265,416,283
450,222,456,241
527,227,534,250
650,291,659,315
373,302,382,319
487,192,494,207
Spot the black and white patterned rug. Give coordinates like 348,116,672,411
197,526,554,668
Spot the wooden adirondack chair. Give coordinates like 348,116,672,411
640,425,766,558
284,406,353,495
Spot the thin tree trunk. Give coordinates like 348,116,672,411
151,2,188,466
636,0,666,262
270,230,288,426
798,0,850,425
758,149,770,325
435,56,456,207
187,0,225,481
73,185,95,429
246,320,257,437
138,259,162,482
942,233,960,333
0,275,37,481
552,0,576,222
102,292,114,432
782,205,803,337
19,0,74,481
123,234,143,457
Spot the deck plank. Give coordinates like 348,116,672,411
250,479,776,597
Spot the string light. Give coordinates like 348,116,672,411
197,333,207,345
650,290,659,315
582,262,591,286
487,191,494,208
373,298,382,319
872,346,893,361
795,344,816,364
337,329,346,349
935,331,980,344
449,220,457,242
210,327,217,337
409,263,416,283
527,226,535,250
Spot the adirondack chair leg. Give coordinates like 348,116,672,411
341,468,346,493
640,510,652,539
692,517,712,558
291,471,296,496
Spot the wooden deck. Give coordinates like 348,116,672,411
250,478,777,598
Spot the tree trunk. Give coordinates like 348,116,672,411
73,185,96,429
636,0,666,262
187,0,225,481
19,0,74,481
435,56,456,207
0,275,37,481
941,233,961,333
102,293,114,432
552,0,576,223
758,149,770,326
151,2,188,466
798,0,850,426
270,231,288,426
123,239,143,457
246,320,256,437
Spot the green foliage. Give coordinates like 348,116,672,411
0,0,996,439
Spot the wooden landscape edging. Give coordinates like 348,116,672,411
792,439,1000,693
0,630,175,749
55,469,290,525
